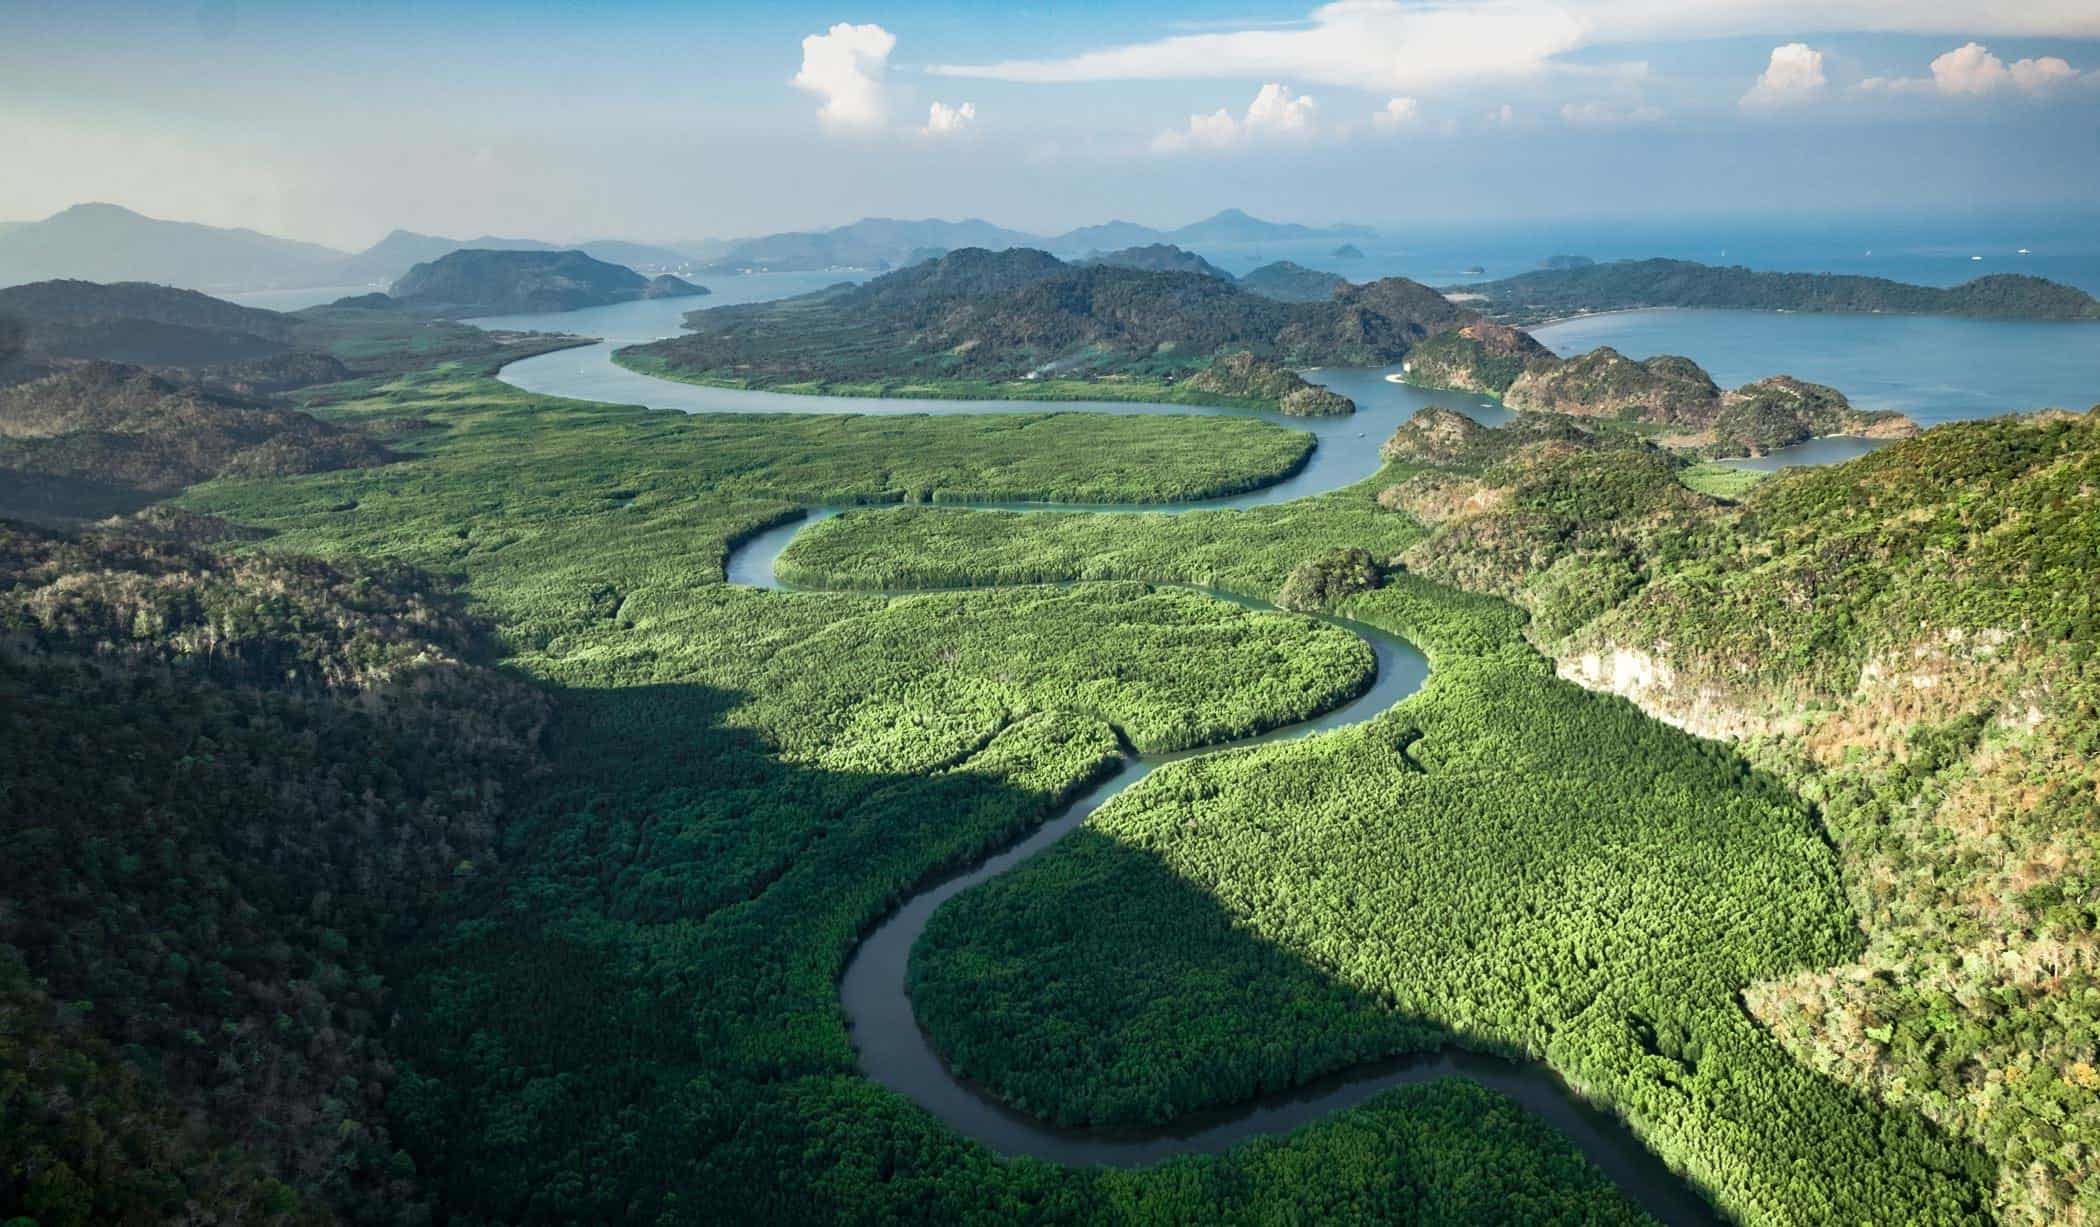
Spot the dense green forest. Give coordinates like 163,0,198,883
616,247,1471,410
787,403,2100,1226
6,282,2091,1223
1460,258,2100,325
1,519,547,1224
117,364,1656,1221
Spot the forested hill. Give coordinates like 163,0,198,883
0,362,397,522
1240,260,1351,302
0,279,298,361
1381,403,2100,1223
1461,257,2100,324
0,518,547,1222
1083,243,1233,281
387,248,706,316
619,246,1470,405
0,278,592,398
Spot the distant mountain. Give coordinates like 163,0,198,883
1051,220,1169,253
1167,209,1365,246
1240,261,1350,302
0,204,346,293
698,211,1375,273
572,240,690,272
389,249,706,315
1463,258,2100,324
701,217,1041,273
329,230,551,287
1085,244,1233,281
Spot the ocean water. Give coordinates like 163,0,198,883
1178,209,2100,298
1530,309,2100,425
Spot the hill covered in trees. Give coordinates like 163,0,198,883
0,518,548,1223
1239,260,1351,302
0,278,591,400
0,363,397,522
386,249,706,316
619,247,1470,410
1460,258,2100,325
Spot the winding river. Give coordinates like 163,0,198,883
477,284,1722,1224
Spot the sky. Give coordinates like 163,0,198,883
3,0,2098,249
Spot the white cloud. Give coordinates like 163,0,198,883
1560,99,1663,125
793,22,895,133
1371,97,1420,129
1245,82,1319,136
932,1,2100,94
1739,42,1827,109
1931,43,2080,95
1155,83,1319,152
1485,103,1517,126
1858,44,2087,99
2009,55,2080,92
922,101,978,137
942,2,1587,95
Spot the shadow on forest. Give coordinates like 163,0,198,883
376,671,1974,1226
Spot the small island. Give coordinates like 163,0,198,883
1459,256,2100,325
383,248,708,316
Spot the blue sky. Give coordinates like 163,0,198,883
3,1,2096,247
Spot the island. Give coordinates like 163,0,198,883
1459,256,2100,324
385,248,707,316
614,247,1476,413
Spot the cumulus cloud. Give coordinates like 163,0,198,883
1858,43,2086,99
1244,82,1319,136
793,22,895,133
1930,43,2080,95
1371,96,1421,129
1739,42,1827,108
1155,83,1319,152
932,1,2100,95
1485,103,1517,126
922,101,977,137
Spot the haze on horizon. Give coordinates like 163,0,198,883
4,0,2099,249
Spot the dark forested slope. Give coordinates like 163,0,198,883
0,363,396,522
0,520,547,1224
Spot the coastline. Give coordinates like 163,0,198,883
609,348,1355,418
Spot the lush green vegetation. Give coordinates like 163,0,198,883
0,519,546,1225
128,367,1665,1221
1463,258,2100,325
1675,461,1769,500
794,510,1995,1223
13,303,2087,1227
618,247,1472,412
